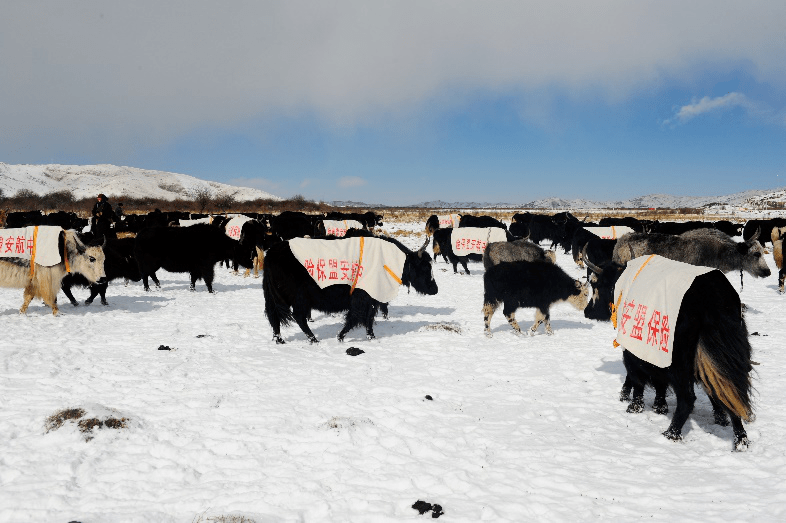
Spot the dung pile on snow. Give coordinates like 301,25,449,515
45,405,132,441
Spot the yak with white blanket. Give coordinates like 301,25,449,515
432,227,509,274
263,236,438,343
0,226,106,315
583,254,754,451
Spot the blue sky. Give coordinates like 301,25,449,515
2,2,784,204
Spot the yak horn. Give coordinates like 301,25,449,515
582,244,603,275
746,226,761,245
418,237,429,258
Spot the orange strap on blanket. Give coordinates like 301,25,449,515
63,232,70,273
383,264,402,285
612,254,655,348
350,237,364,294
29,226,39,277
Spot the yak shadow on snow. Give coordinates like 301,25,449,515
485,318,593,337
384,305,456,317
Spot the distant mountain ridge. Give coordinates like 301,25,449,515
0,163,281,202
400,188,786,210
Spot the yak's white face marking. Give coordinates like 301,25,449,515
71,245,106,283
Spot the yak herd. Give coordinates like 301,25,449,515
1,207,782,451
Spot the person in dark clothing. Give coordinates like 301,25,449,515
91,193,117,239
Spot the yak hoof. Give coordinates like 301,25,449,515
734,435,750,452
366,334,375,340
71,302,79,307
619,388,631,402
662,428,683,441
484,330,493,339
101,299,109,306
273,336,286,345
626,399,645,414
652,403,669,415
308,336,319,344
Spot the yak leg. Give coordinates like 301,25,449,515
530,308,551,335
779,267,785,294
149,272,161,289
626,383,646,413
483,301,499,337
292,298,318,343
662,380,696,441
451,259,459,274
620,376,633,402
61,281,79,307
707,396,730,426
20,282,36,314
203,266,216,293
338,297,377,341
652,381,669,415
501,301,523,335
728,413,749,451
460,258,471,275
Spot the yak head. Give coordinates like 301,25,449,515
582,252,627,322
67,231,107,285
739,227,771,278
402,238,439,296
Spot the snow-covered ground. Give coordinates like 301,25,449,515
1,219,785,522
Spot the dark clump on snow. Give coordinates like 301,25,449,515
346,347,365,356
46,407,129,441
158,345,173,350
425,395,433,401
412,500,444,518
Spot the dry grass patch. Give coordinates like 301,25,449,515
193,513,257,523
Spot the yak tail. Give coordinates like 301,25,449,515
262,264,294,327
695,322,754,422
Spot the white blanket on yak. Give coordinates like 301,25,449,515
613,255,714,368
224,216,253,240
583,226,635,240
289,237,406,303
322,220,364,237
437,214,460,229
0,226,63,267
451,227,508,256
179,217,212,227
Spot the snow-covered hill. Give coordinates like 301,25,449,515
0,163,281,202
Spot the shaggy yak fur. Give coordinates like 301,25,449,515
62,237,140,306
263,238,438,344
613,228,770,280
134,223,248,293
482,239,556,269
0,230,106,315
583,255,755,451
483,260,589,336
772,226,786,293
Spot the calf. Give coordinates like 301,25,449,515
483,261,589,336
61,237,140,306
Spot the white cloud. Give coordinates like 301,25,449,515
666,93,754,124
1,2,785,158
338,176,366,188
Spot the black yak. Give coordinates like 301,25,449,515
483,260,589,336
583,254,755,451
134,223,247,293
61,237,140,306
263,237,438,344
